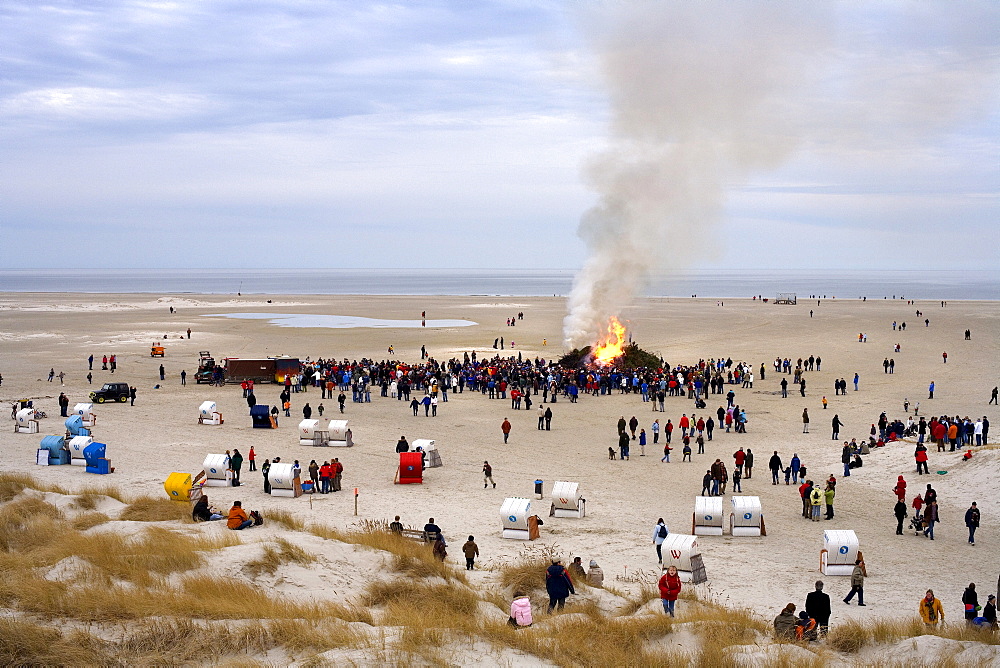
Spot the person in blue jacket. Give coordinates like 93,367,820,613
545,559,575,613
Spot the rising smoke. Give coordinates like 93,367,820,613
563,1,998,349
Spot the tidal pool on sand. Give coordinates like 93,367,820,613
204,313,477,329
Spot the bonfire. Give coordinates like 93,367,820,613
559,317,662,369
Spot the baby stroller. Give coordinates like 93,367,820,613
909,513,924,536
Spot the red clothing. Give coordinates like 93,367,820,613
248,447,255,461
658,572,682,601
319,464,333,478
679,416,690,429
734,451,745,467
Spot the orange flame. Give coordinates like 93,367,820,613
592,317,627,365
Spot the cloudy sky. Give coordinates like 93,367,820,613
2,1,997,270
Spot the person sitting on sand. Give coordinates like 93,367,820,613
587,560,604,587
773,603,797,639
192,495,223,522
227,500,253,530
568,556,586,581
509,592,533,628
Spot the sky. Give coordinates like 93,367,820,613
1,0,998,271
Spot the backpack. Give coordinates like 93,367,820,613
658,524,668,539
250,510,264,526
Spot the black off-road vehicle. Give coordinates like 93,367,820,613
90,382,130,403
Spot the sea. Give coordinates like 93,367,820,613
0,269,997,301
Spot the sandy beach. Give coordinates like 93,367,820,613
2,292,999,663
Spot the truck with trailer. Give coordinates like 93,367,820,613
220,357,301,384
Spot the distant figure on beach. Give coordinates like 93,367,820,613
501,418,512,443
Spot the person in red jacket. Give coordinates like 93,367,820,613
893,475,907,502
247,446,256,471
932,421,947,452
658,565,682,617
733,447,746,475
679,414,690,438
319,460,333,493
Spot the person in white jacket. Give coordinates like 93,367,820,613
509,592,533,627
653,518,669,563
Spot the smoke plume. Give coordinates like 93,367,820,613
563,1,998,349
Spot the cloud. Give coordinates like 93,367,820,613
0,0,996,274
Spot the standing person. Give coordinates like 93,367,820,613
919,590,945,626
893,476,907,502
619,430,630,460
831,415,843,440
230,448,243,485
483,461,496,489
629,415,639,439
159,364,165,381
262,459,271,494
853,373,859,391
88,354,94,370
810,485,823,521
769,451,783,485
963,584,980,624
58,392,69,417
544,407,552,431
180,370,186,385
331,458,343,492
991,387,998,405
745,448,754,479
894,498,908,535
841,443,852,477
733,447,746,475
802,408,810,433
923,499,938,539
545,559,575,613
824,482,835,520
928,381,935,399
657,565,682,617
319,461,332,493
462,535,479,571
965,502,980,545
843,559,866,606
652,518,669,563
652,419,660,444
338,392,346,413
432,535,447,562
247,446,256,471
501,418,512,444
805,581,832,635
537,406,545,430
129,386,137,406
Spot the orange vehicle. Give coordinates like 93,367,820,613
150,344,165,357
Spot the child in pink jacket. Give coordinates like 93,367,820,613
509,592,533,627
